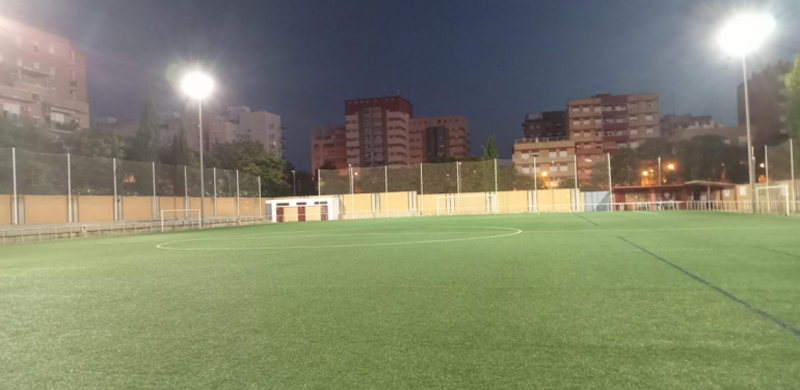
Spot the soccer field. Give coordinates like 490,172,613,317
2,211,800,389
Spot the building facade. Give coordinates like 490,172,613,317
660,114,724,137
0,15,89,130
522,111,567,140
344,96,414,167
408,115,470,164
667,126,748,147
512,138,576,186
201,106,283,158
311,124,347,173
737,61,791,147
568,93,660,181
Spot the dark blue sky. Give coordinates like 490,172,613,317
5,0,800,170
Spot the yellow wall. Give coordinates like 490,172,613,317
341,194,372,213
379,192,409,213
122,196,153,220
24,195,69,224
417,194,440,216
305,205,322,221
216,197,236,215
282,206,299,222
78,196,113,222
497,191,528,213
239,198,255,216
189,197,214,216
0,194,10,225
158,197,183,213
536,190,554,212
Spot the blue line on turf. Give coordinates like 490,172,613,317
618,236,800,338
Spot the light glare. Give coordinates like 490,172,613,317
181,72,214,100
718,13,775,56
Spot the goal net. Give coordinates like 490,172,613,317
756,184,790,216
160,209,201,232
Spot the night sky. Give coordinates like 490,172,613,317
5,0,799,170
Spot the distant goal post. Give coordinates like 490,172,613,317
160,209,201,232
756,184,791,216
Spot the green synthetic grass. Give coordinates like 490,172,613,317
2,211,800,389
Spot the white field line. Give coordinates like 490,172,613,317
156,226,523,251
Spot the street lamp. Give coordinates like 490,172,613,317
180,71,214,227
718,12,775,212
292,169,297,196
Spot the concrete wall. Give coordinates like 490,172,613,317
24,195,69,224
122,196,152,220
77,196,113,222
0,195,10,225
379,192,409,212
417,194,440,215
305,206,322,221
216,197,236,215
497,191,529,213
341,194,372,214
189,197,214,216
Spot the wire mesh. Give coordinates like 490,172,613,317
352,166,385,194
116,159,154,197
0,148,13,195
497,159,538,191
71,154,115,196
766,139,798,202
155,162,184,197
15,149,69,195
239,172,260,197
459,160,495,193
319,168,350,195
421,162,457,194
387,164,421,193
214,169,237,197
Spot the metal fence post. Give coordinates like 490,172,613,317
384,165,389,214
607,152,613,211
533,156,538,213
213,167,217,216
317,169,321,196
152,162,157,219
420,163,424,215
791,140,796,213
67,153,73,222
11,147,18,225
573,154,578,212
184,165,189,217
257,176,262,218
112,158,118,221
236,169,240,216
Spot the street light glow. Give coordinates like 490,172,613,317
541,171,548,177
180,72,214,100
667,163,675,171
642,171,649,176
718,13,776,56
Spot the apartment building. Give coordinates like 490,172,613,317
661,114,724,136
408,115,470,164
737,61,792,147
512,138,576,185
202,106,283,158
344,96,414,167
0,15,89,130
522,111,567,140
311,124,347,173
568,93,660,181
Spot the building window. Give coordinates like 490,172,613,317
595,145,602,149
571,108,580,114
549,166,557,172
582,106,590,113
572,120,580,126
629,117,638,123
521,153,530,160
630,129,638,135
559,150,567,157
594,107,602,114
646,127,654,134
549,151,556,158
646,102,654,109
559,165,568,172
594,119,601,125
645,115,653,122
522,167,531,174
631,141,639,149
583,119,591,125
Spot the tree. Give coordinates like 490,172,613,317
128,94,161,162
482,135,498,160
160,127,196,167
785,53,800,139
65,128,126,159
208,141,288,197
674,135,747,183
0,116,63,153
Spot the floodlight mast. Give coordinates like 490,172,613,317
718,13,775,213
180,72,215,227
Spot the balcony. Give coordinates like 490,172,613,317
515,136,569,144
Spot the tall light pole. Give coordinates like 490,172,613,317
181,71,215,227
718,12,775,213
292,169,297,196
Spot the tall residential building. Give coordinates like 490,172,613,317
345,96,414,167
660,114,724,137
512,139,576,186
201,106,283,158
568,93,660,181
522,111,567,140
737,61,791,147
408,115,470,164
311,124,347,173
0,15,90,130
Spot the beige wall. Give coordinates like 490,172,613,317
0,195,10,225
122,196,152,220
216,198,236,215
189,197,214,216
77,196,113,222
282,206,298,222
459,195,487,214
24,195,69,224
379,192,409,212
305,206,322,221
341,194,372,213
498,191,528,213
417,194,439,215
158,197,183,213
536,189,573,212
239,198,255,216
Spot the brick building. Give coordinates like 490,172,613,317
311,124,347,173
0,15,89,130
737,61,791,147
408,115,470,164
522,111,567,139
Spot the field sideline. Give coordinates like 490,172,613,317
2,211,800,389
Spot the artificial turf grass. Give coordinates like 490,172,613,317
1,212,800,389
